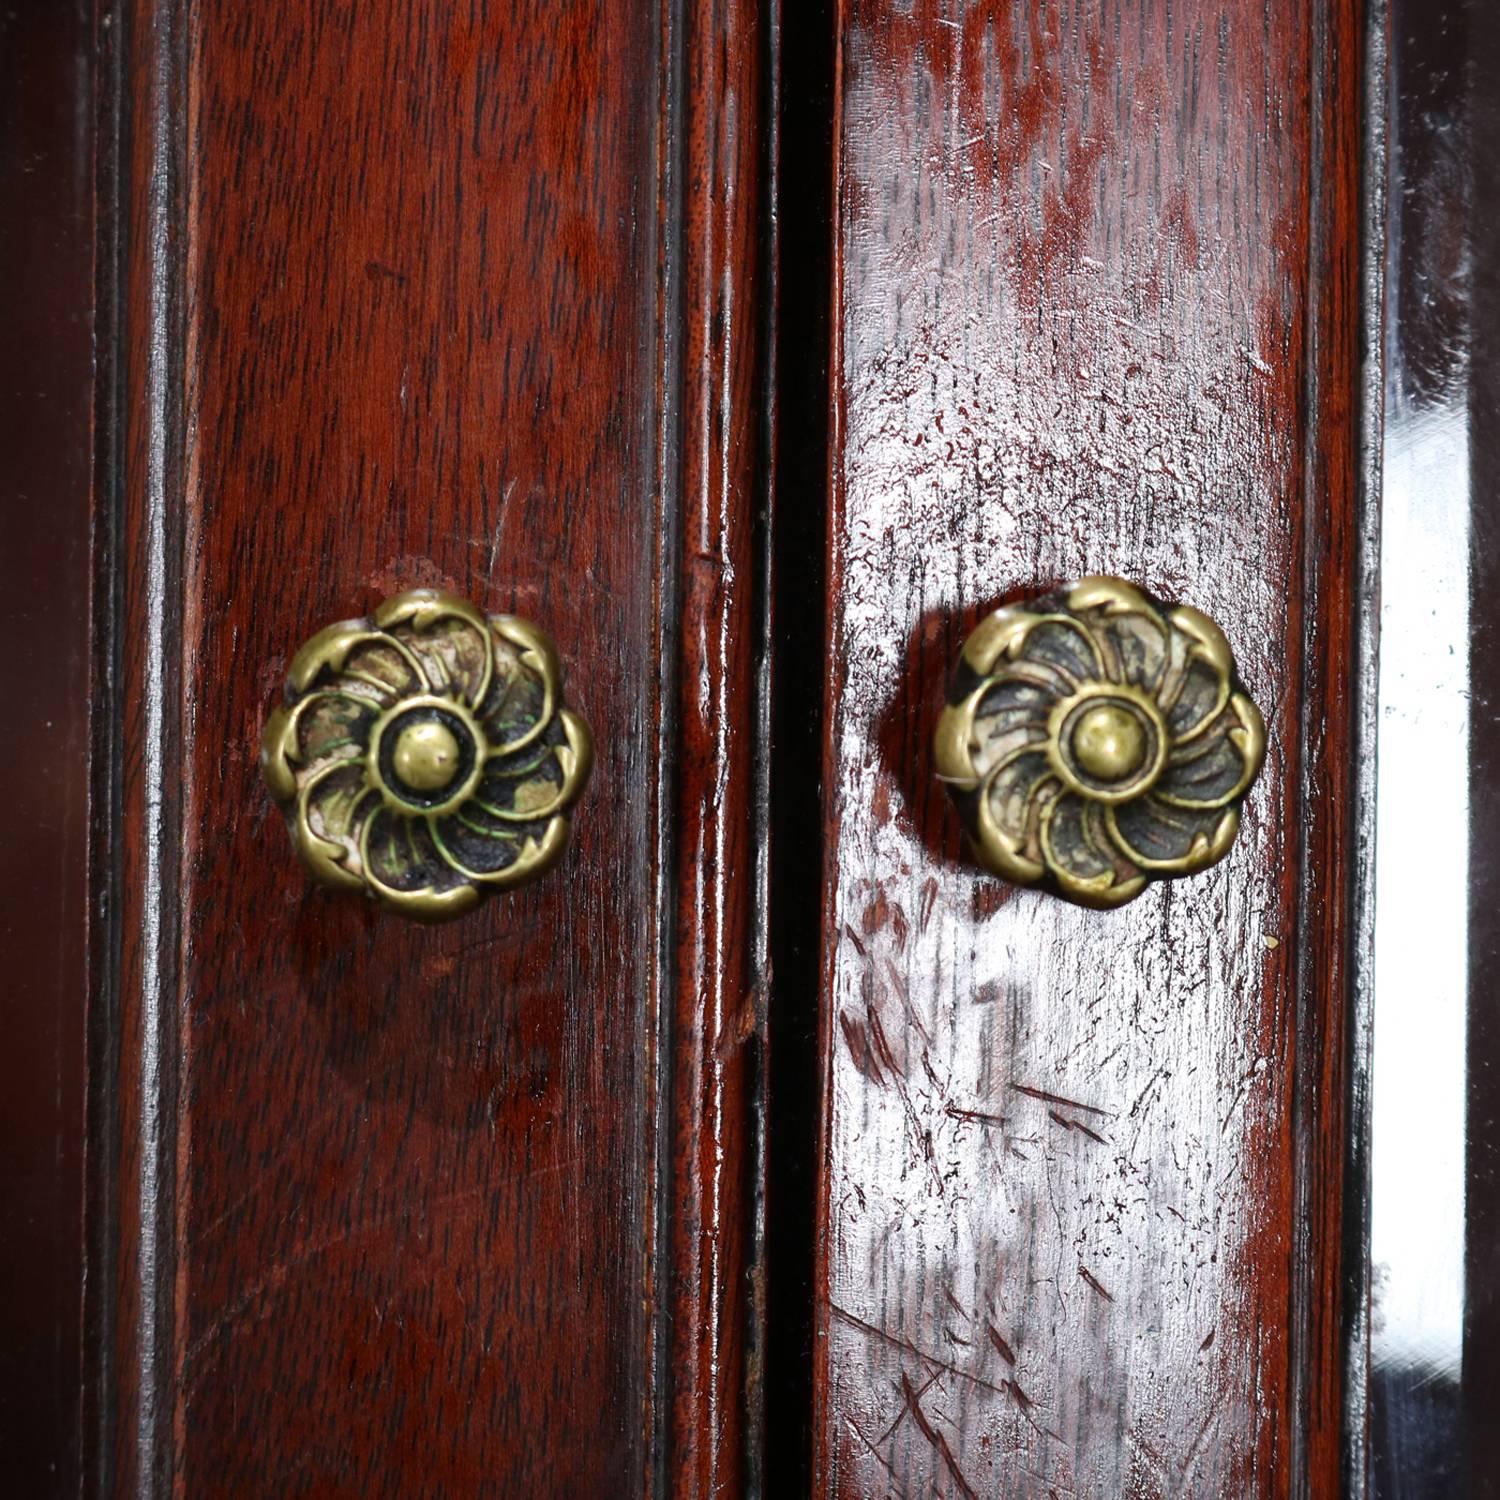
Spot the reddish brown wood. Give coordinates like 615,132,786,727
1296,3,1371,1491
812,3,1367,1496
666,0,771,1496
0,1,97,1489
103,0,768,1493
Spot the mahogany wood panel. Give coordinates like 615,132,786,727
103,0,767,1494
0,1,97,1491
667,0,772,1494
813,3,1367,1496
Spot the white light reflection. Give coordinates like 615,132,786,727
1370,395,1469,1381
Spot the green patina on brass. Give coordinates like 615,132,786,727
934,577,1266,909
262,588,592,922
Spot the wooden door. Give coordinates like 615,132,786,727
803,3,1368,1495
9,0,769,1494
2,0,1400,1495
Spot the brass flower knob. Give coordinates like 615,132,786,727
261,589,592,922
934,578,1266,908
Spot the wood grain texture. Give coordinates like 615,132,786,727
665,0,771,1496
0,0,97,1489
102,0,767,1493
812,3,1367,1496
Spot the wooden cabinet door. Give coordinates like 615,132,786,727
802,4,1368,1496
2,0,1390,1496
9,1,769,1495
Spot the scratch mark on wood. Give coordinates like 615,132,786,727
839,1012,885,1086
1078,1266,1115,1303
866,1003,903,1080
918,876,938,932
945,1103,1008,1128
828,1303,1009,1398
1012,1081,1114,1118
986,1324,1016,1365
876,1367,941,1447
886,960,931,1042
900,1372,981,1500
1128,1064,1169,1118
1047,1109,1109,1146
843,1414,910,1495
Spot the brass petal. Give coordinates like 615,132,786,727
1156,694,1266,809
1105,796,1239,874
1039,791,1148,908
378,593,494,708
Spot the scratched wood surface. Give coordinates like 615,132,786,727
104,0,767,1494
813,2,1366,1496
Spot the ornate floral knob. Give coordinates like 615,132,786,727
261,589,592,922
934,578,1266,908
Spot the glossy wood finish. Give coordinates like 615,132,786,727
0,2,97,1491
813,3,1369,1495
666,0,772,1492
102,0,767,1492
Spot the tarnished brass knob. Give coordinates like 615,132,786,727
934,578,1266,908
261,589,592,922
